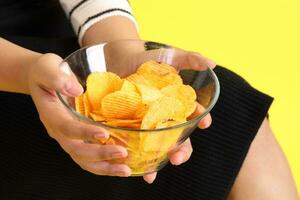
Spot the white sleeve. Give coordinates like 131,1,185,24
59,0,138,46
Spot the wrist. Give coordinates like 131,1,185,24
0,38,42,94
22,52,42,94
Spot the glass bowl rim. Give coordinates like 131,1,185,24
57,40,220,133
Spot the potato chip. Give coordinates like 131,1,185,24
105,123,141,129
73,60,200,175
120,80,137,93
86,72,122,111
75,94,85,115
109,135,127,146
141,119,186,152
126,73,151,86
105,119,142,128
126,134,141,152
101,90,142,119
135,83,162,105
161,84,197,117
141,96,186,129
187,102,205,120
90,110,102,115
155,119,186,129
105,137,116,145
137,61,177,75
90,112,106,122
137,61,183,89
83,92,91,117
134,104,149,119
108,131,129,146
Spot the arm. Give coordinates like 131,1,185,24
0,38,40,94
82,16,139,46
0,0,139,94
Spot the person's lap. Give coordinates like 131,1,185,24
0,35,273,200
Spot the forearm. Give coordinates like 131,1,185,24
82,16,139,46
0,38,41,94
59,0,139,46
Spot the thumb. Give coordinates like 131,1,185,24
31,53,83,97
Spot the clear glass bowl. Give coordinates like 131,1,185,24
57,39,220,176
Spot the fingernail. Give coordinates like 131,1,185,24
64,81,83,96
112,152,127,159
174,156,184,165
199,118,209,129
60,62,71,76
94,133,108,140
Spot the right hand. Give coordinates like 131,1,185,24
27,53,131,177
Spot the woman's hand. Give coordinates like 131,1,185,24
27,53,131,177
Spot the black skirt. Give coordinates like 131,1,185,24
0,1,273,199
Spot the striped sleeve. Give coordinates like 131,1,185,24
59,0,138,45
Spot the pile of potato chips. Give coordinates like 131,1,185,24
75,61,197,130
75,61,198,174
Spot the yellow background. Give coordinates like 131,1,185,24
131,0,300,191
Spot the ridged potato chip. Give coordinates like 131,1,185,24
90,112,106,122
141,96,186,129
137,61,183,89
105,137,116,145
75,94,85,115
126,73,151,86
74,60,200,175
135,83,162,105
137,61,177,75
86,72,122,111
134,104,149,119
83,92,91,117
161,84,197,118
109,131,132,147
105,119,141,128
141,119,186,152
101,91,142,119
120,80,137,93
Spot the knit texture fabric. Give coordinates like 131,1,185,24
0,1,273,199
0,36,273,198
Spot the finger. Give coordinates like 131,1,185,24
198,113,212,129
168,138,193,166
31,53,83,97
60,139,128,162
143,172,157,184
162,49,216,70
79,160,131,177
58,119,109,142
188,103,212,129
